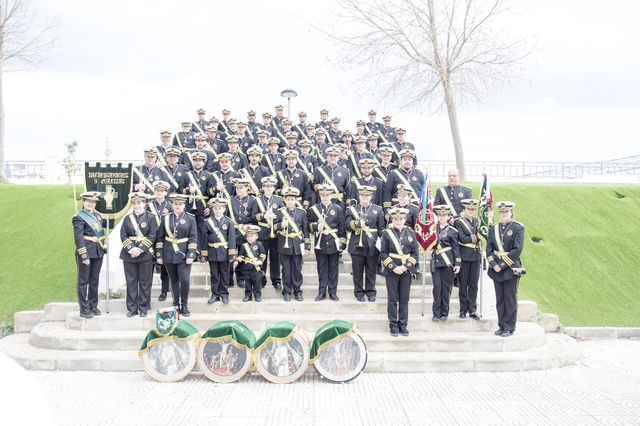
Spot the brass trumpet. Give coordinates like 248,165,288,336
283,218,290,249
315,215,326,250
268,204,276,239
357,220,366,248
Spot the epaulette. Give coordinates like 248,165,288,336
460,185,472,191
514,221,525,228
186,212,195,217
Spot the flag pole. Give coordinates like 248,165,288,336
421,249,426,317
105,217,111,314
479,243,485,318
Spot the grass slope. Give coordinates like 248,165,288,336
0,183,639,327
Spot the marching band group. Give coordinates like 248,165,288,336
73,107,525,338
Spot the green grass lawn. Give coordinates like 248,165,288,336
0,182,639,327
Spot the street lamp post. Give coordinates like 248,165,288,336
280,88,298,120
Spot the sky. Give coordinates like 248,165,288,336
4,0,640,164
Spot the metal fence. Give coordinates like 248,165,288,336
5,156,640,183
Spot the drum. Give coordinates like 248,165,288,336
253,321,310,384
311,320,368,383
139,307,198,382
197,321,255,383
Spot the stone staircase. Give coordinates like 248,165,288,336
0,253,582,372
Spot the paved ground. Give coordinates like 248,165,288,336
5,339,640,425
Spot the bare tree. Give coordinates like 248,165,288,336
0,0,56,182
330,0,533,179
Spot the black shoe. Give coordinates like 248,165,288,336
207,295,217,304
221,296,229,305
126,311,137,318
91,308,101,316
494,329,503,336
390,327,399,337
79,310,94,319
500,330,514,337
180,306,190,317
158,292,167,302
439,316,448,321
432,316,440,321
367,296,376,302
139,311,147,317
255,296,262,302
330,294,339,302
356,296,365,302
243,296,252,302
283,294,291,302
273,283,282,290
459,312,467,319
399,327,409,336
315,294,326,302
469,312,481,320
295,293,303,302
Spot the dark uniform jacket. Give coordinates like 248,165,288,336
308,202,346,254
313,164,351,204
227,195,259,241
238,165,271,196
183,169,215,216
277,167,313,208
274,207,310,255
228,151,249,171
373,163,397,184
365,121,383,135
162,164,189,193
212,169,239,199
486,221,525,281
345,150,375,179
384,167,425,208
180,149,216,172
432,224,461,268
173,131,196,149
147,200,172,237
433,185,473,216
156,212,198,264
202,215,237,261
239,135,255,154
454,216,481,262
73,210,107,260
134,165,168,195
380,126,397,143
391,141,417,164
262,152,285,175
192,120,210,134
119,211,158,263
346,203,385,256
237,240,266,273
346,176,386,207
255,194,284,241
327,129,342,144
298,154,319,181
315,120,331,131
380,226,419,276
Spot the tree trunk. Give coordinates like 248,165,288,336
442,80,466,181
0,55,7,183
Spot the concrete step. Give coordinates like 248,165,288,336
153,271,434,287
64,311,512,333
0,331,581,373
28,321,545,353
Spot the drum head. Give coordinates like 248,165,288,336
197,337,253,383
313,331,367,383
254,333,310,384
141,338,197,382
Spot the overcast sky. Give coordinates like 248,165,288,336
4,0,640,163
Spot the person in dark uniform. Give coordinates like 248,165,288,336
346,136,376,179
365,109,383,136
239,145,270,196
346,185,386,302
73,191,107,319
155,130,173,165
218,108,231,133
174,121,196,150
226,136,249,171
237,122,255,154
315,108,331,131
455,199,482,320
374,145,396,184
212,153,239,199
277,149,313,209
192,108,210,133
392,128,417,164
487,201,525,337
180,133,216,172
380,115,397,143
147,181,172,302
134,148,168,194
156,194,198,317
163,147,189,194
389,184,419,229
226,178,259,288
380,207,419,336
262,137,285,175
255,176,284,289
183,152,214,256
384,149,424,209
274,187,310,302
202,197,236,305
298,139,319,182
308,184,346,302
431,205,461,321
238,225,266,302
120,192,158,317
313,146,351,212
346,158,385,207
433,168,472,218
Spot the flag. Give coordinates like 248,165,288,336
477,173,493,244
414,174,437,252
